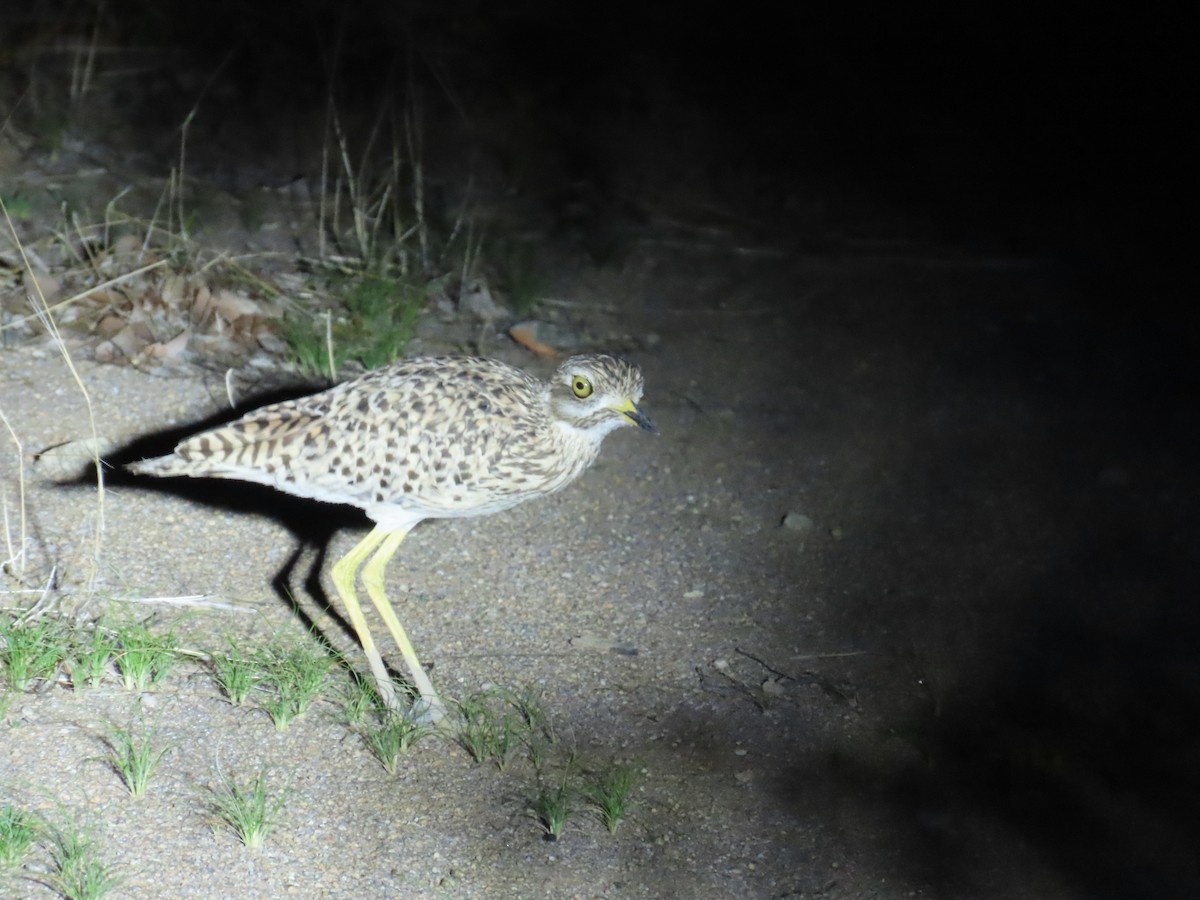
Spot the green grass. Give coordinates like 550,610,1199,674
454,690,525,771
210,771,289,850
452,686,570,774
41,821,121,900
341,672,431,772
583,763,640,833
341,672,384,726
284,273,424,377
531,779,575,842
0,193,33,221
113,622,177,691
73,625,118,689
211,639,259,706
360,707,433,775
509,687,556,769
255,639,332,731
0,803,38,870
102,721,171,798
0,617,67,690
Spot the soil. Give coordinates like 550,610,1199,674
4,221,1197,899
1,15,1196,899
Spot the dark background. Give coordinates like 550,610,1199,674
4,2,1190,289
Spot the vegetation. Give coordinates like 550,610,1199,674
255,639,333,731
0,804,37,870
102,721,172,798
210,771,289,850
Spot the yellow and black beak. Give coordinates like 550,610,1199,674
614,399,658,433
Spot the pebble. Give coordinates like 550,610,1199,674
782,511,814,531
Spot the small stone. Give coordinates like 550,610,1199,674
762,678,785,696
782,511,814,531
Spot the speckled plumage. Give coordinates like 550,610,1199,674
130,353,655,719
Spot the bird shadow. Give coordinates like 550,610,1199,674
90,384,419,693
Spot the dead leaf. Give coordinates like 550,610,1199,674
190,284,215,326
510,321,559,359
96,314,125,337
95,321,154,362
139,329,190,363
212,289,262,322
159,273,189,311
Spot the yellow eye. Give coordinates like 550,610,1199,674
571,375,594,399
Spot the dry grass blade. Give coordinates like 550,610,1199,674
3,195,106,587
0,403,28,582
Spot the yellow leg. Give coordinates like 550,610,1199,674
330,526,399,711
360,528,446,722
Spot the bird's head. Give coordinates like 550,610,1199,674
549,354,656,439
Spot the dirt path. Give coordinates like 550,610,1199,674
4,235,1195,899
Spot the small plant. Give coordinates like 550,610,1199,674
0,803,38,870
211,640,258,706
584,763,640,833
102,721,171,798
211,771,288,850
531,780,575,842
361,708,433,775
41,820,121,900
256,640,331,731
0,616,66,690
284,274,424,377
454,691,523,770
73,625,118,689
0,193,33,221
113,622,177,691
508,687,557,770
341,672,384,726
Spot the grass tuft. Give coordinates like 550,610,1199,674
41,820,121,900
0,803,38,870
210,771,288,850
583,763,640,833
0,616,67,690
360,707,433,775
102,721,171,798
454,690,524,771
211,639,259,706
73,625,118,689
113,622,177,691
255,639,332,731
531,779,575,842
284,273,423,377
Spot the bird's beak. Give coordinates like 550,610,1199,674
615,399,658,433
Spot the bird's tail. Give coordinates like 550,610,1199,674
126,455,199,478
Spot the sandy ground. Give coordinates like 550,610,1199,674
2,239,1197,899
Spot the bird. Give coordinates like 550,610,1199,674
128,353,656,721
